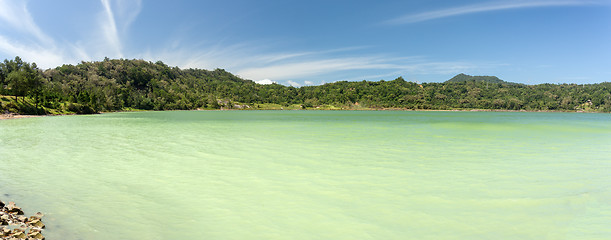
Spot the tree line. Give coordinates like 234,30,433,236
1,56,610,114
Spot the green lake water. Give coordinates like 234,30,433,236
1,111,610,239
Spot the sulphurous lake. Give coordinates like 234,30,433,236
1,111,609,239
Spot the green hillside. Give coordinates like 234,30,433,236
1,57,610,115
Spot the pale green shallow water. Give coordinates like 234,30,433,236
1,111,610,240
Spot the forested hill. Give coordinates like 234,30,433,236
445,73,508,84
1,56,610,115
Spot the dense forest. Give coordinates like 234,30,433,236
1,56,610,115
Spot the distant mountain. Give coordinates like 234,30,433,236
445,73,508,84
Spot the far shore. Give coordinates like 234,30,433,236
0,108,605,120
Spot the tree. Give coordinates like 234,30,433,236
25,63,44,107
7,70,28,101
207,95,220,109
0,61,7,94
5,59,43,106
1,56,26,95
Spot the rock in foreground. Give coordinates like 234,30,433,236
1,200,45,240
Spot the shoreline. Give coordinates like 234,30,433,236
0,114,44,120
1,108,605,119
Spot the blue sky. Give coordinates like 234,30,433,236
0,0,609,86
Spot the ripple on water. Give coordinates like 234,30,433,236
1,111,610,240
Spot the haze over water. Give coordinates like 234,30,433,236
1,111,610,240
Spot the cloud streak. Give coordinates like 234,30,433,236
0,36,66,68
0,0,69,67
236,57,399,81
0,0,142,68
384,0,604,24
0,0,54,45
99,0,142,58
100,0,122,57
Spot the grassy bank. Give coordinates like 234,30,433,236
0,94,104,116
1,95,57,115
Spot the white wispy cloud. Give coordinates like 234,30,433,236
234,54,485,84
0,0,141,68
98,0,142,58
0,0,71,67
236,57,399,81
384,0,605,24
100,0,122,57
0,0,54,45
0,36,66,68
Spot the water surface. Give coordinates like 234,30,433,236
1,111,610,239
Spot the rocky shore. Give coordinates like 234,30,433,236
1,200,44,240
